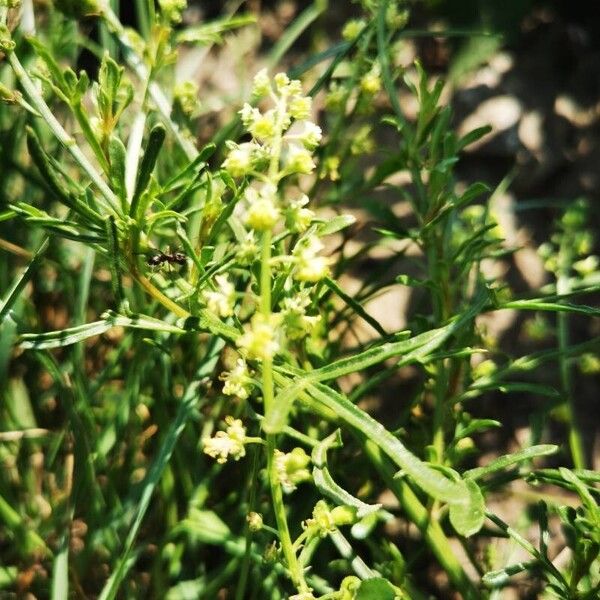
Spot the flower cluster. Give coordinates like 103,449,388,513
202,416,247,464
222,69,323,236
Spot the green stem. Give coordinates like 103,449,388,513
259,234,306,591
557,249,586,469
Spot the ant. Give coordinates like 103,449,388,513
146,248,187,269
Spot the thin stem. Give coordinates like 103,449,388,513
557,241,586,469
235,447,261,600
129,265,190,319
7,51,120,214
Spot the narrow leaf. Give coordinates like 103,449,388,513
312,430,382,519
130,124,166,218
465,445,558,481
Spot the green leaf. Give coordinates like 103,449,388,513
498,299,600,318
317,214,356,236
268,326,453,434
0,239,49,323
108,136,127,204
176,14,256,45
19,319,113,349
19,311,187,349
465,445,558,481
51,535,69,600
356,577,397,600
173,509,232,545
130,124,167,218
312,431,382,519
302,380,469,505
25,127,102,226
162,144,215,194
482,560,539,588
448,477,485,537
455,419,501,441
323,277,386,336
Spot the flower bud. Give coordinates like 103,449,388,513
246,512,263,531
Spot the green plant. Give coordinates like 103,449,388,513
1,1,598,599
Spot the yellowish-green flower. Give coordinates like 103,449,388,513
251,68,271,98
223,141,258,177
293,235,331,282
289,95,312,121
202,416,247,464
299,122,322,150
285,145,316,175
342,19,366,41
236,231,258,265
237,313,282,361
159,0,187,23
281,292,321,340
285,194,314,233
360,68,382,95
220,358,253,400
173,80,200,118
245,185,281,231
203,274,235,318
246,511,263,531
274,447,311,493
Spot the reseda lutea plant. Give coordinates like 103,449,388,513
2,3,484,598
3,1,598,598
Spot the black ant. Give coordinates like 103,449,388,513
146,248,187,268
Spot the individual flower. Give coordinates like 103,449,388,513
239,103,260,128
285,194,314,232
240,104,278,142
202,416,247,464
220,358,254,400
202,274,235,318
573,255,599,276
304,500,335,537
285,145,316,175
236,231,258,264
246,512,263,532
350,125,375,155
245,185,281,231
222,141,259,177
251,68,271,98
274,447,311,493
322,156,340,181
293,235,331,282
342,19,366,41
289,94,312,121
274,72,291,92
281,292,321,340
303,501,356,538
360,66,382,95
299,122,322,150
159,0,187,23
237,313,282,361
173,80,200,117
